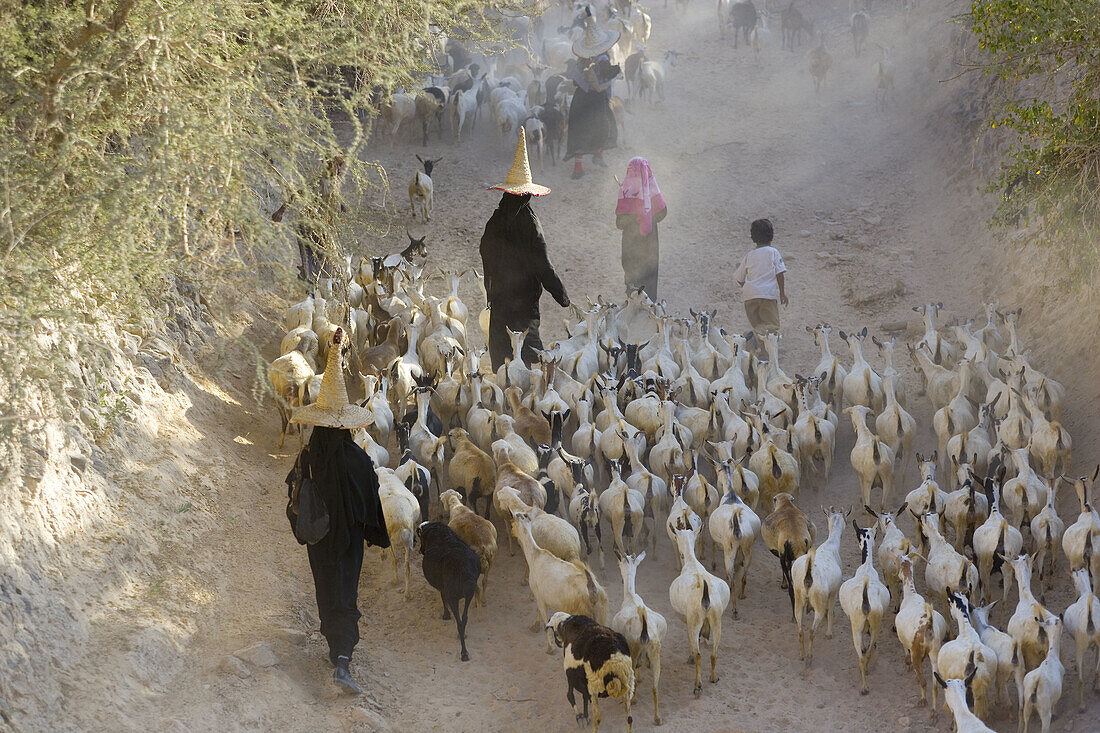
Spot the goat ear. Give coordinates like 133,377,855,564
860,326,868,338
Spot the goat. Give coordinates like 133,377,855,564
669,527,731,697
512,512,610,653
1020,616,1065,733
439,489,498,607
933,666,996,733
409,152,437,220
611,551,667,726
1005,554,1057,673
417,522,480,661
895,554,947,708
1063,466,1100,591
791,507,847,663
806,34,832,93
377,466,422,598
1063,568,1100,710
638,50,677,104
937,593,998,719
850,10,869,56
873,45,895,112
762,492,815,613
866,504,911,612
839,523,891,694
1030,478,1065,591
922,512,978,609
546,612,635,733
846,405,895,511
839,328,884,411
781,2,814,50
708,461,761,616
727,0,757,49
570,484,605,568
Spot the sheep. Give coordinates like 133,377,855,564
1063,568,1100,710
895,553,947,708
377,466,422,598
1020,616,1065,733
638,50,677,104
512,511,610,653
762,492,815,613
439,489,498,607
268,345,316,449
417,522,480,661
669,527,731,697
415,87,447,146
611,551,667,726
850,10,869,56
409,155,439,221
933,667,997,733
806,34,832,94
846,405,895,511
546,612,635,733
791,507,847,664
708,461,761,616
283,294,315,331
937,592,998,719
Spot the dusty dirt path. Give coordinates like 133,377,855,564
55,2,1100,732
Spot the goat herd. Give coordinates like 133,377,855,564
267,241,1099,732
376,0,904,191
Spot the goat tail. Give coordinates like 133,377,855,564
861,580,871,615
701,578,712,611
640,608,650,644
782,540,796,613
802,549,815,588
594,652,636,701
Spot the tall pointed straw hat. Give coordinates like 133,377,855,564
290,328,373,429
573,10,620,59
488,127,551,197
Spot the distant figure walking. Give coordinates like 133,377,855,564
615,157,667,299
565,9,621,179
734,218,788,337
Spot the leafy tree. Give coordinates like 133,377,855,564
967,0,1100,276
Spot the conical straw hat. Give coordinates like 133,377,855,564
290,328,374,429
488,127,551,197
573,13,620,58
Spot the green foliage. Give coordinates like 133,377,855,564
968,0,1100,277
0,0,522,442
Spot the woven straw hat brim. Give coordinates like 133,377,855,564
573,28,620,58
290,402,373,430
487,181,551,196
489,127,549,196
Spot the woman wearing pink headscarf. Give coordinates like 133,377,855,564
615,157,667,299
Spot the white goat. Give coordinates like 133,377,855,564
791,507,846,664
611,551,668,726
1020,616,1065,733
669,527,730,697
1063,568,1100,710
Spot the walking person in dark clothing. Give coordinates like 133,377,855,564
615,157,667,299
480,128,571,370
286,328,389,694
565,10,621,179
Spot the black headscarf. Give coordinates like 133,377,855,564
290,426,390,554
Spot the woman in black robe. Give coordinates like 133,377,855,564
565,12,621,179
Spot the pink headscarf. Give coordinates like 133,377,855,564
615,157,667,236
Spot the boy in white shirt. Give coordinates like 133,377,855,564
734,218,788,337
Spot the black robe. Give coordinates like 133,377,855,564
479,193,570,370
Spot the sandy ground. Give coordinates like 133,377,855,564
45,2,1100,732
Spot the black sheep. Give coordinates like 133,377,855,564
546,612,635,730
417,521,480,661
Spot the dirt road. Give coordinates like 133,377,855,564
49,2,1100,732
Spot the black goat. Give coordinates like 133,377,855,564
417,522,480,661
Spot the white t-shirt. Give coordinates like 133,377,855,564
735,245,787,301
